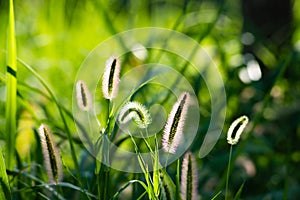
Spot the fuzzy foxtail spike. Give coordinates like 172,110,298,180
118,101,152,128
38,124,63,183
76,80,92,111
227,115,249,145
162,92,190,154
102,56,121,100
181,152,198,200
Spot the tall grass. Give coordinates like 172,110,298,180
5,0,17,170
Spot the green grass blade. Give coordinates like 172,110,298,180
9,169,65,200
175,159,180,200
211,191,222,200
5,0,17,170
160,169,176,200
111,180,148,200
233,182,245,200
225,145,233,200
153,152,160,198
0,148,11,200
35,182,98,199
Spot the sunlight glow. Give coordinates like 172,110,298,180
239,67,251,83
131,44,148,60
247,60,262,81
241,32,255,45
239,58,262,83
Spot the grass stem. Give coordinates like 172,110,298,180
5,0,17,170
225,145,233,200
176,159,180,200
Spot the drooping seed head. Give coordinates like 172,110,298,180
102,56,121,100
227,115,249,145
181,152,198,200
162,92,190,154
76,80,92,111
38,124,63,183
118,101,152,129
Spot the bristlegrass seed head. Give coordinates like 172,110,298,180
181,151,198,200
227,115,249,145
162,92,190,154
102,56,121,100
76,80,92,111
118,101,152,128
38,124,63,183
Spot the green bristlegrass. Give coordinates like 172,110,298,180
38,124,62,183
215,50,294,197
5,0,17,170
0,0,293,199
225,116,248,199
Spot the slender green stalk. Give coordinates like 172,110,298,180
128,131,157,200
97,159,110,200
100,137,110,200
175,159,180,200
97,100,113,200
153,132,160,198
96,161,101,200
5,0,17,170
211,191,222,200
225,145,233,200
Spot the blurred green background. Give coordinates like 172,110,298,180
1,0,300,199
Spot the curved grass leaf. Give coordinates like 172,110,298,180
233,182,245,200
112,180,148,200
160,169,176,200
211,191,222,200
